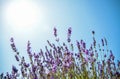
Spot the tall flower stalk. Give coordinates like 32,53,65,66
0,27,120,79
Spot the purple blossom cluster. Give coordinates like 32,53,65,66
0,28,120,79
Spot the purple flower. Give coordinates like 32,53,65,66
90,58,96,63
93,37,96,47
83,42,86,49
101,39,104,46
104,37,107,46
67,27,72,43
90,44,93,51
0,73,4,79
32,65,37,73
85,50,89,55
47,40,52,47
52,64,57,73
12,66,18,73
53,27,57,37
85,57,89,62
3,28,119,79
76,54,80,58
76,41,80,49
67,38,71,42
80,39,83,44
110,50,114,60
27,41,32,57
90,52,94,57
68,27,72,37
23,63,29,67
11,43,17,52
10,38,19,53
65,46,68,51
15,55,19,61
10,37,14,42
104,54,106,58
92,31,95,35
33,53,39,59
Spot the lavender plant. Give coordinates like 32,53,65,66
0,27,120,79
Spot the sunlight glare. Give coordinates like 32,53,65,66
2,0,42,31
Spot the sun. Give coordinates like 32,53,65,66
2,0,41,30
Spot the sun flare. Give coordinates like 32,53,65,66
2,0,41,30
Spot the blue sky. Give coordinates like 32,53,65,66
0,0,120,73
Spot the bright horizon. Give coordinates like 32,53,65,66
0,0,120,73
